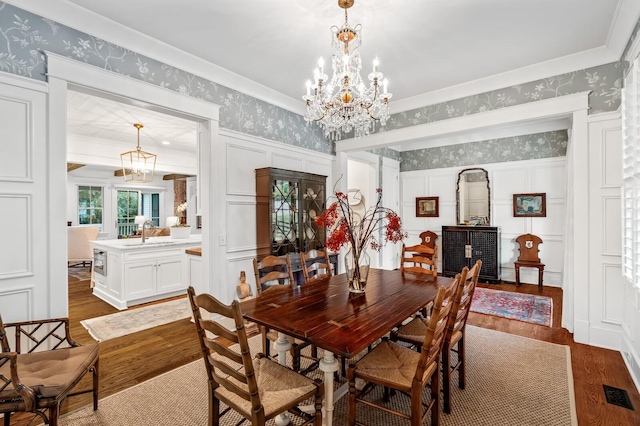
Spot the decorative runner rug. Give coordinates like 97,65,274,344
61,326,577,425
80,298,191,342
471,287,553,326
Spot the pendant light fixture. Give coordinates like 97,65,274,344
120,123,157,183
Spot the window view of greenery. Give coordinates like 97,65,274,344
117,190,161,237
117,190,140,236
78,186,103,227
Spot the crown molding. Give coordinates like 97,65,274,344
390,0,640,115
339,91,591,153
6,0,304,115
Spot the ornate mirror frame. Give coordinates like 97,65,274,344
456,167,490,225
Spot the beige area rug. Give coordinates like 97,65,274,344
80,298,191,342
61,326,577,425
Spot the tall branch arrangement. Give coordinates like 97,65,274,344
315,188,407,254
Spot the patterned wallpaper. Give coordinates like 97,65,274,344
400,130,568,172
0,2,333,154
0,2,633,166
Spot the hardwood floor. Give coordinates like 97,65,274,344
10,273,640,425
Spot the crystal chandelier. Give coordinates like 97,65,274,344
120,123,156,183
303,0,392,140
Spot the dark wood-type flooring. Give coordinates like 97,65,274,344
10,271,640,425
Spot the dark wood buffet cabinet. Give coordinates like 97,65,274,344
441,225,501,283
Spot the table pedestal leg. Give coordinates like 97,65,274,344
319,351,339,426
274,332,292,426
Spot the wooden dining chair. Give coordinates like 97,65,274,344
253,254,294,296
390,271,463,352
253,254,312,372
419,230,438,259
187,286,324,426
301,249,332,284
400,243,437,276
442,259,482,414
347,276,459,426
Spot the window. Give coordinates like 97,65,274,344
141,192,160,226
78,186,103,228
622,58,640,288
116,189,161,236
117,190,140,236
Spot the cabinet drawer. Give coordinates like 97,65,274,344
124,248,185,262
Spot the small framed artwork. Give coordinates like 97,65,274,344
416,197,439,217
513,193,546,217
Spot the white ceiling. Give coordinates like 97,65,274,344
54,0,639,156
67,89,197,151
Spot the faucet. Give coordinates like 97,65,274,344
142,220,155,243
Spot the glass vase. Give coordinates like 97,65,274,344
345,246,370,293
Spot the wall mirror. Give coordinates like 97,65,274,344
456,167,490,225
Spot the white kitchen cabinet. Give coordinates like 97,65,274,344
91,236,201,309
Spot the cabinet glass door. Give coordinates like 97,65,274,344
272,179,299,255
301,180,326,252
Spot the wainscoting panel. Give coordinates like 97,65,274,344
602,127,622,187
0,194,31,278
226,201,257,254
0,288,32,323
603,263,623,324
0,95,30,182
531,163,566,199
491,168,527,200
226,144,267,195
588,114,623,350
272,154,304,172
603,195,622,255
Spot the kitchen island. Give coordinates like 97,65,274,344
91,235,201,309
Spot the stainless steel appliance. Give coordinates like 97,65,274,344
93,249,107,276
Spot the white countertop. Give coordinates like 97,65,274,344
91,235,202,251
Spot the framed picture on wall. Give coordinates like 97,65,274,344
513,193,546,217
416,197,439,217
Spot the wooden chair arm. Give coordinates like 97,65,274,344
0,352,37,411
3,317,79,353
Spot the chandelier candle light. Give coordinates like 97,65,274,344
303,0,392,140
316,188,406,293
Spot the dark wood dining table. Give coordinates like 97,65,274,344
241,268,452,426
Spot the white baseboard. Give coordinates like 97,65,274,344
622,334,640,395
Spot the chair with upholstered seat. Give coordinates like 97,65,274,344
301,249,332,284
0,315,99,426
67,225,99,267
347,275,459,426
187,286,323,426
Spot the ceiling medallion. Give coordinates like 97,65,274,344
303,0,391,141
